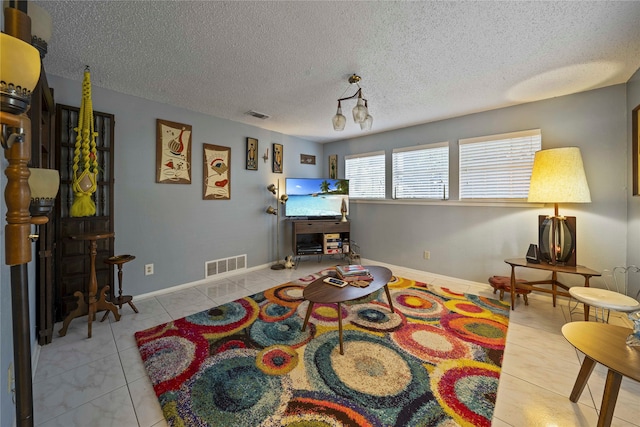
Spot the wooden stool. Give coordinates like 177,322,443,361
488,275,531,305
102,254,138,321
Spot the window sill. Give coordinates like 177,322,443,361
351,198,545,208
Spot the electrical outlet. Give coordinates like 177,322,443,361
145,264,154,275
423,251,430,260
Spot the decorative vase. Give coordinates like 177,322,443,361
340,198,348,222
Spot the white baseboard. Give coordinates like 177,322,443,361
135,262,273,301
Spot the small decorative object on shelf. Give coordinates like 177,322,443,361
340,198,348,222
627,310,640,347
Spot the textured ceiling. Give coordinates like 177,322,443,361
33,1,640,143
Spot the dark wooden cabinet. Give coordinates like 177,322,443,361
291,220,350,256
29,69,56,344
54,104,115,322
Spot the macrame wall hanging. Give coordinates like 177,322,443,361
70,66,99,217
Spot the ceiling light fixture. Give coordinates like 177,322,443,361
332,74,373,132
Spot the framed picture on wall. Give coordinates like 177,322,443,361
300,154,316,165
246,137,258,171
156,119,192,184
203,144,230,200
273,143,283,173
329,154,338,179
633,104,639,196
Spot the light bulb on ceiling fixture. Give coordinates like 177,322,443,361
360,100,373,130
352,92,368,123
331,74,372,132
332,101,346,131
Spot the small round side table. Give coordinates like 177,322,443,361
102,254,138,321
60,232,120,338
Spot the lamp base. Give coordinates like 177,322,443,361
29,198,55,216
270,263,286,270
538,215,577,267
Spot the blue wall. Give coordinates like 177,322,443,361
48,75,325,294
325,85,629,287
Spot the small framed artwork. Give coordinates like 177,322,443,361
246,137,258,171
329,154,338,179
156,119,192,184
300,154,316,165
633,104,639,196
203,144,230,200
273,143,283,173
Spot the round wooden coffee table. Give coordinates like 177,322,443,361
562,321,640,427
301,265,394,354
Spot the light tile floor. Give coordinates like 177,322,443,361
32,259,640,426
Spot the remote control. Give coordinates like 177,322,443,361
323,277,348,287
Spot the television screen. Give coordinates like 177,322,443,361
285,178,349,218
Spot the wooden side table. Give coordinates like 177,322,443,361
504,258,600,320
562,322,640,427
101,254,138,321
59,232,121,338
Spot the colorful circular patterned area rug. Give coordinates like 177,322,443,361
134,269,510,426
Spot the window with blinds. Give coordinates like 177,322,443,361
345,151,386,198
459,129,541,199
392,142,449,199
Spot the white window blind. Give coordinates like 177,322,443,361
345,151,385,198
459,129,541,199
392,142,449,199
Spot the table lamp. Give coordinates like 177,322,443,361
527,147,591,266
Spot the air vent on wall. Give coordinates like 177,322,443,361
205,254,247,279
245,110,270,120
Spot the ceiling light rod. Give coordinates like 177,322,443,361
332,74,373,132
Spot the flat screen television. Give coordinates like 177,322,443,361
285,178,349,219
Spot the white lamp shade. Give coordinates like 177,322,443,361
352,98,368,123
528,147,591,203
360,113,373,131
332,110,346,131
27,3,53,43
0,33,41,92
28,168,60,199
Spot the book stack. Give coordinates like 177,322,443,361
323,233,342,254
336,264,373,282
